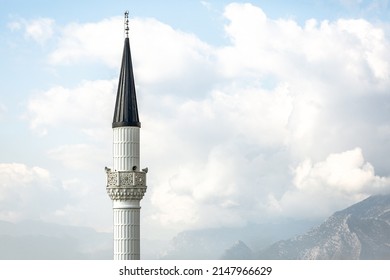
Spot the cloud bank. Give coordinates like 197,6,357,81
0,163,66,222
8,3,390,237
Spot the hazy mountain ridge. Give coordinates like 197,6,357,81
221,240,254,260
0,220,112,259
257,194,390,259
2,195,389,259
160,219,319,259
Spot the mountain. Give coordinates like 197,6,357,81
0,220,169,259
160,219,319,259
221,240,254,260
257,194,390,259
6,193,387,260
0,220,112,259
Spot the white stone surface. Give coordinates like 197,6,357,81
113,127,140,171
113,207,140,260
108,126,146,260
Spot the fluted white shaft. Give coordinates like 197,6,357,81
113,127,140,171
112,126,141,260
113,201,140,260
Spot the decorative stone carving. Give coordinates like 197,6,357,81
120,172,134,186
107,186,146,200
107,171,117,186
134,173,145,185
106,170,147,201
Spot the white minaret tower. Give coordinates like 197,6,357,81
106,11,147,260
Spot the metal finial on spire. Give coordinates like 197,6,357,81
124,10,129,38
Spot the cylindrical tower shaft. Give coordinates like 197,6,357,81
106,168,146,260
111,126,142,260
113,201,140,260
106,11,147,261
113,127,140,171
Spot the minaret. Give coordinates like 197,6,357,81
106,11,147,260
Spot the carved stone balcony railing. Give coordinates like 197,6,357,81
106,170,147,201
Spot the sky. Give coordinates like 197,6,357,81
1,0,390,240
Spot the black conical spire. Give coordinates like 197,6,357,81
112,12,140,128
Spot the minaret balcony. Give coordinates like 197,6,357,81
106,169,147,201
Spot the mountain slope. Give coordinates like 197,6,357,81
221,240,254,260
257,194,390,259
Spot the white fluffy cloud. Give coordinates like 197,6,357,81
50,16,216,110
220,3,390,89
0,163,111,230
26,79,115,137
49,18,121,66
272,148,390,218
25,80,114,179
143,4,390,231
0,163,65,221
20,3,390,237
49,17,213,87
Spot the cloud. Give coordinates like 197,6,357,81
220,3,390,87
272,148,390,218
20,3,390,237
47,144,108,171
216,3,390,162
129,18,215,98
49,17,122,66
49,17,215,98
293,148,381,193
0,163,66,222
8,17,54,44
26,18,54,44
26,79,115,137
142,84,295,231
0,162,111,231
143,4,390,233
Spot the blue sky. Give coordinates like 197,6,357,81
1,0,390,240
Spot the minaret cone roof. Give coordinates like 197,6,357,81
112,36,140,128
